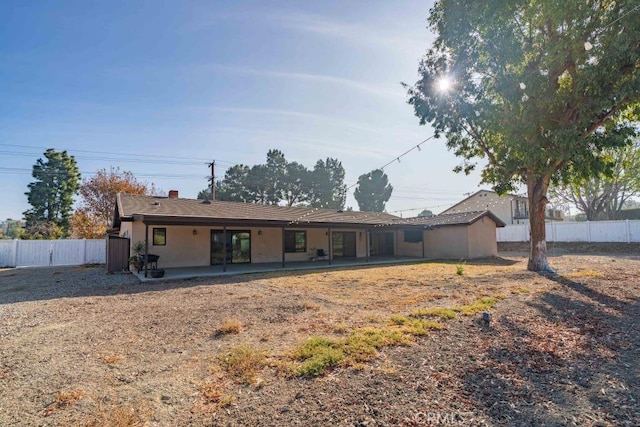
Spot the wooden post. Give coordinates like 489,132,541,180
282,227,285,268
223,225,227,272
365,229,370,263
328,228,332,265
144,223,149,277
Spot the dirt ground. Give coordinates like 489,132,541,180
0,251,638,426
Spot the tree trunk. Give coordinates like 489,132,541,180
527,174,551,271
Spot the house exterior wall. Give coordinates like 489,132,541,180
424,226,469,259
397,230,423,258
125,222,376,268
443,191,524,225
466,218,498,258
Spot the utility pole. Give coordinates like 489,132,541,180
208,160,215,201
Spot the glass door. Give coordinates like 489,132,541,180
332,232,356,258
211,231,251,265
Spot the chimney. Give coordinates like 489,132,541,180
168,190,179,199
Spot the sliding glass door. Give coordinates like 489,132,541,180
211,230,251,264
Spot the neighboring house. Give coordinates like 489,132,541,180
112,191,505,274
442,190,563,225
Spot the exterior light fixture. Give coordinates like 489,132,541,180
192,229,197,235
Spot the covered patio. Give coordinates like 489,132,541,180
133,256,427,282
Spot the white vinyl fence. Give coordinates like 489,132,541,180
0,239,106,267
497,220,640,243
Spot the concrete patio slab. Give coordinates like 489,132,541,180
134,256,429,282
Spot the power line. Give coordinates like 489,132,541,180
0,143,238,165
345,135,436,192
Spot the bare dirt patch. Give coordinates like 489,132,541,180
0,254,638,426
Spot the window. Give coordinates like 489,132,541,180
404,229,423,243
284,230,306,253
153,228,166,246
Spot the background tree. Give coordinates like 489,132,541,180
550,139,640,220
23,149,80,238
214,165,251,202
282,161,312,206
198,151,346,209
71,167,153,238
0,219,24,239
354,169,393,212
417,209,433,218
406,0,640,271
309,158,347,209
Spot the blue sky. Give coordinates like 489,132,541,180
0,0,488,221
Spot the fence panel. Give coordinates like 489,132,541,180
0,240,15,266
498,220,640,243
52,240,84,265
551,222,588,242
0,239,106,267
16,240,52,266
86,240,106,264
630,221,640,243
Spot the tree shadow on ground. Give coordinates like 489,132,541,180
460,272,640,425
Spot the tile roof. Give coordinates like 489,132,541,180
115,194,505,228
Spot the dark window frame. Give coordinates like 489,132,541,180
284,230,307,253
153,228,166,246
404,229,423,243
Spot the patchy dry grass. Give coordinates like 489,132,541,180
98,354,123,364
216,318,243,335
2,256,583,425
43,389,84,417
218,346,266,384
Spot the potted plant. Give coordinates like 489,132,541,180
150,269,165,278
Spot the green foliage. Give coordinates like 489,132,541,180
411,307,457,320
0,219,24,239
455,261,465,276
23,149,80,238
354,169,393,212
417,209,433,217
308,157,347,209
406,0,640,270
293,337,345,376
199,151,346,209
550,139,640,220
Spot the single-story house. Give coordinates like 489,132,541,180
112,191,505,276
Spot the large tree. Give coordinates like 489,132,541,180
309,158,347,209
550,138,640,220
71,167,152,238
354,169,393,212
406,0,640,271
24,149,81,238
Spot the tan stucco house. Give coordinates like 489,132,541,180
113,192,505,275
442,190,563,225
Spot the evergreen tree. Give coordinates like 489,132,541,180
23,149,80,238
354,169,393,212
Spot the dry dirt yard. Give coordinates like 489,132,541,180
0,251,639,426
